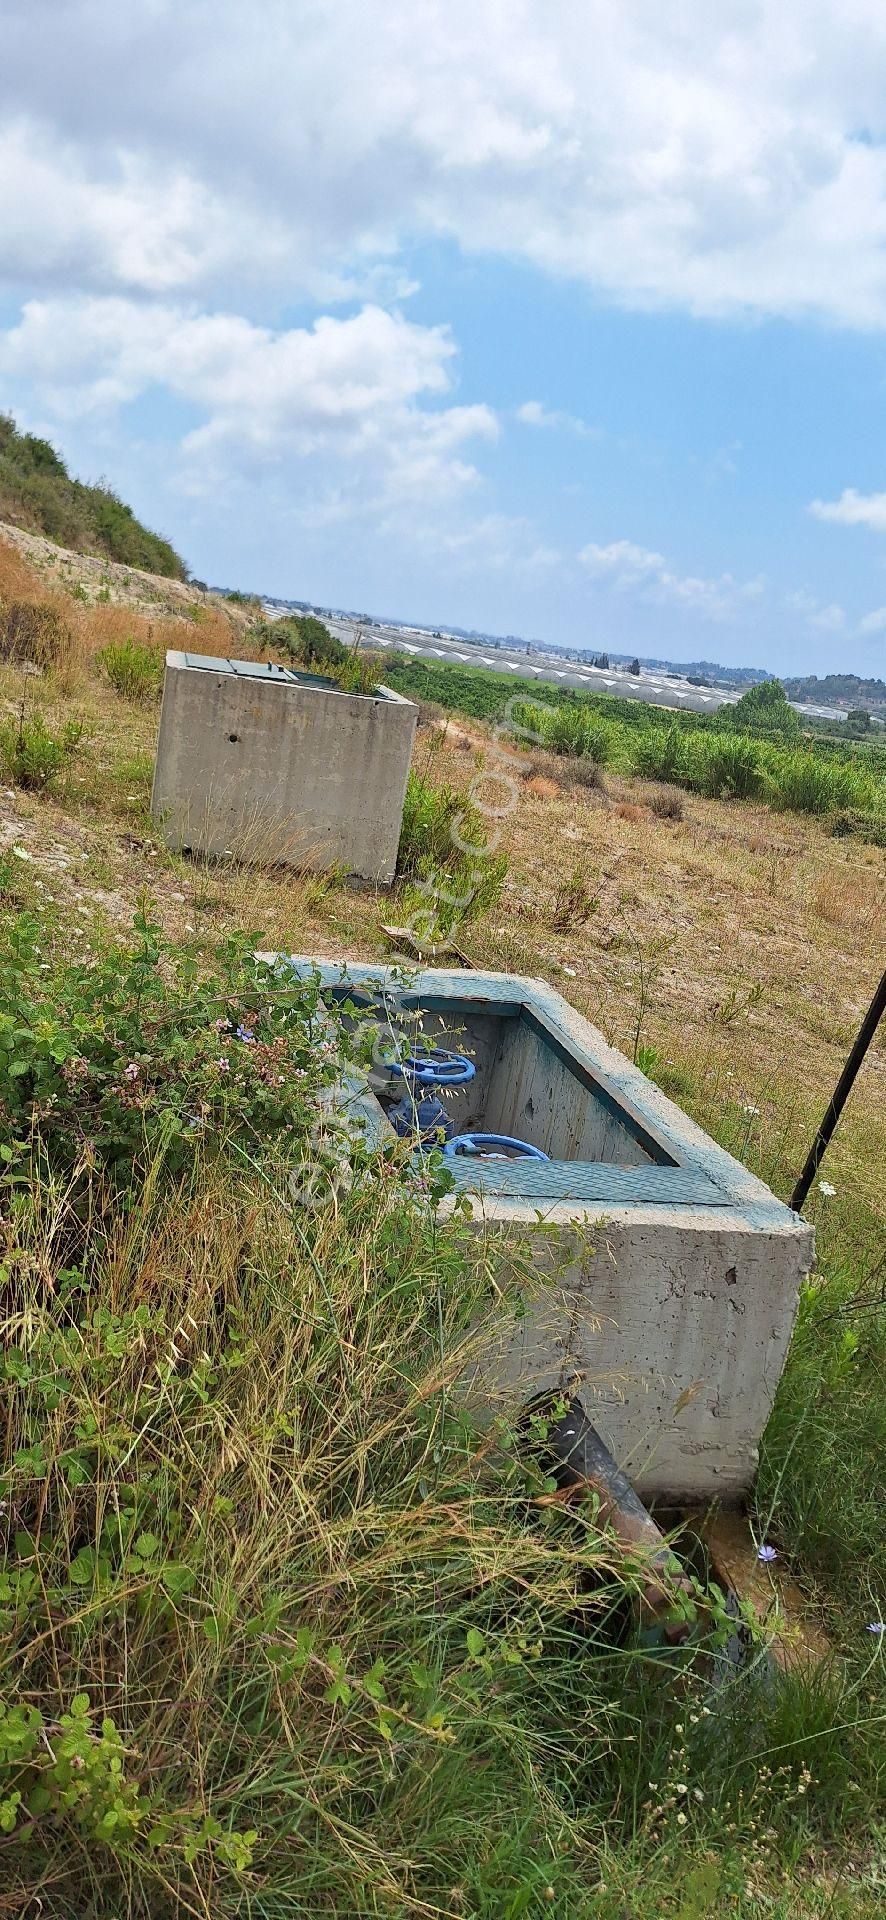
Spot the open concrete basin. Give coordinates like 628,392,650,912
284,959,814,1503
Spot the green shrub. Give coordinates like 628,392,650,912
274,614,347,671
95,636,164,701
396,771,507,931
630,724,687,783
336,647,380,696
770,752,860,815
0,600,73,668
688,733,763,800
0,708,84,790
720,677,800,737
0,913,341,1187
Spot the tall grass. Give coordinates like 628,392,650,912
768,751,870,816
3,1140,883,1913
686,733,764,801
396,768,508,929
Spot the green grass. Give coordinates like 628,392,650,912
396,766,508,931
95,636,164,702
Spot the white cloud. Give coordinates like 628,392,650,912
580,540,666,581
5,4,886,325
0,296,498,507
515,400,599,438
809,487,886,531
858,605,886,634
785,588,846,630
578,537,747,618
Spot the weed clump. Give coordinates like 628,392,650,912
551,861,599,931
649,784,685,821
396,769,508,932
0,705,84,790
96,635,164,701
830,806,886,848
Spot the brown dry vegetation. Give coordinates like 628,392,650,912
0,519,256,685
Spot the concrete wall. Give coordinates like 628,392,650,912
459,1203,811,1502
151,653,417,883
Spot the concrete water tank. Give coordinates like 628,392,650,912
283,958,814,1504
151,651,417,883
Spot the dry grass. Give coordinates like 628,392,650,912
0,529,261,696
811,865,884,932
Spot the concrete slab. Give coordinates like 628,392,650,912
151,651,417,883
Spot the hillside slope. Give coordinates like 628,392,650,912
0,412,185,579
0,517,244,631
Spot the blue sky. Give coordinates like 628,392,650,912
2,2,886,678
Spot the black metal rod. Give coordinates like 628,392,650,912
790,965,886,1214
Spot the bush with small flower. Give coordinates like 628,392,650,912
0,908,345,1190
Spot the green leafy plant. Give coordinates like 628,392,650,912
631,724,687,783
0,704,84,790
0,911,341,1185
688,733,763,801
395,770,508,932
273,613,347,670
95,636,164,701
720,677,800,737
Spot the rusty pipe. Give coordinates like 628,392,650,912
526,1395,697,1642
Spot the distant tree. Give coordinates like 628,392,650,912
628,657,641,676
845,707,872,736
592,652,610,669
726,678,800,737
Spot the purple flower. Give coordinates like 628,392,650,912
866,1622,885,1636
123,1062,139,1082
235,1024,255,1043
757,1543,778,1564
218,1057,230,1072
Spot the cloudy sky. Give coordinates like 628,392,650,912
4,3,886,674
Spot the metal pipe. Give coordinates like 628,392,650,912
526,1395,697,1641
790,964,886,1214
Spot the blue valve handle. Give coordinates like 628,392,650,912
443,1132,549,1161
388,1047,476,1087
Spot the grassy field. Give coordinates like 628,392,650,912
1,535,884,1915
